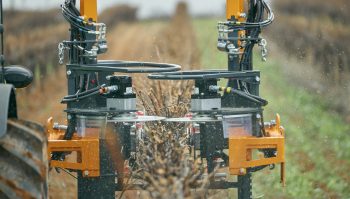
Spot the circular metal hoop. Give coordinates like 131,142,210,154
108,115,166,123
68,60,181,73
148,70,260,80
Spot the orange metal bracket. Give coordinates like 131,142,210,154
229,114,286,186
47,118,100,177
226,0,245,20
80,0,98,22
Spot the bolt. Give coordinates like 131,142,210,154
239,13,247,18
66,70,72,76
84,170,89,176
67,115,72,120
256,114,261,119
239,168,246,175
255,76,260,82
271,120,276,126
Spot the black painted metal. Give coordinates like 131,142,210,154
59,1,182,197
238,173,253,199
227,16,240,89
0,84,16,137
200,123,226,173
78,140,116,199
115,123,132,160
208,181,239,189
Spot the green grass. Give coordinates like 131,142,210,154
193,18,350,199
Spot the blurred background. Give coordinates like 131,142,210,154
4,0,226,18
3,0,349,198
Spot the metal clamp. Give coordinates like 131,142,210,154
258,39,268,62
58,42,68,65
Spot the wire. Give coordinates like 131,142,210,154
61,84,106,103
57,168,78,179
220,0,274,29
219,87,268,106
61,90,100,103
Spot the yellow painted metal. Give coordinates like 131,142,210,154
48,138,100,177
229,137,285,173
47,117,101,177
226,0,246,55
226,0,245,20
228,114,286,185
80,0,98,22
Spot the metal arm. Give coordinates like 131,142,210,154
80,0,98,22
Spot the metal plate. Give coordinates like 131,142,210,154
0,84,15,138
108,115,166,123
165,116,222,123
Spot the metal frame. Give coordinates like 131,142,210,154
0,84,17,137
48,1,181,198
46,1,284,199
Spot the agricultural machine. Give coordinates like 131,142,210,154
149,0,286,197
0,0,48,198
0,0,285,199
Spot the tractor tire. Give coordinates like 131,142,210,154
0,119,48,199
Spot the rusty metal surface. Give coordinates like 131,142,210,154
0,120,48,199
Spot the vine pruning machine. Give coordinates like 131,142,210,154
46,0,286,199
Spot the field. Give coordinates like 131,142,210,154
4,2,350,199
268,0,350,117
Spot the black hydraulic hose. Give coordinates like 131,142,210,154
62,12,92,33
219,87,268,106
221,0,274,28
61,90,100,103
63,84,104,99
244,91,269,106
249,165,268,172
61,84,106,103
240,0,264,71
68,61,181,73
232,89,268,106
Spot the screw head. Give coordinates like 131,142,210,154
66,70,72,76
239,168,246,175
239,13,247,18
84,170,89,176
255,76,260,82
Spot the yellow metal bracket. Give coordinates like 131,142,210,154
47,118,100,177
226,0,245,20
229,114,286,186
80,0,98,22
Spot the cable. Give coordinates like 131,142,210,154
61,84,106,103
61,90,100,103
218,86,268,106
57,168,77,179
63,84,104,99
220,0,274,29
